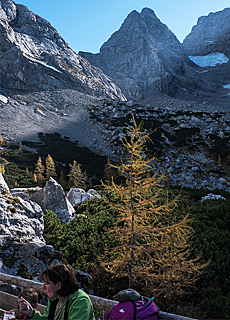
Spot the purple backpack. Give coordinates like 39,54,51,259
104,298,158,320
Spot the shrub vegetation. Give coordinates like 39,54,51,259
1,132,230,318
43,189,230,318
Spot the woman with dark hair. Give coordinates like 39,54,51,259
18,264,95,320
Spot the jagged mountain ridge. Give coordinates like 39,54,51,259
181,7,230,107
79,7,230,107
183,8,230,56
79,8,194,100
0,1,230,201
0,1,230,154
0,0,126,100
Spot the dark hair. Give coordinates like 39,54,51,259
18,288,39,307
42,264,79,297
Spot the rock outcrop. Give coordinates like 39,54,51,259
182,8,230,102
0,193,44,242
84,99,230,192
0,174,98,285
29,177,75,224
67,188,101,209
0,0,126,101
79,8,192,99
11,179,102,222
0,173,59,279
183,8,230,56
0,172,9,193
0,235,59,280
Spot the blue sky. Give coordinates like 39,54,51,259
15,0,230,54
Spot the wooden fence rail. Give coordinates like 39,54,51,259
0,273,199,320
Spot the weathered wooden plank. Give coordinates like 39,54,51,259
158,311,199,320
0,292,46,314
0,273,198,320
0,273,117,312
89,295,117,311
0,273,43,292
35,303,46,314
0,291,17,311
0,308,6,317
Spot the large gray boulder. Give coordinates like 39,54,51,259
0,175,85,287
0,181,58,278
0,194,44,242
67,188,101,209
0,176,44,243
29,177,75,224
0,236,59,279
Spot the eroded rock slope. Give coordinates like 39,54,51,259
0,0,126,100
79,8,194,99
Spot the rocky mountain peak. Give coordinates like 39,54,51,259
122,7,158,23
183,8,230,56
139,7,179,46
0,0,126,101
141,7,157,16
79,7,190,100
101,7,180,51
1,0,16,22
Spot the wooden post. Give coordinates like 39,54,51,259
0,273,43,292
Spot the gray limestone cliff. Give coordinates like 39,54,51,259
183,8,230,56
79,8,192,100
0,0,126,101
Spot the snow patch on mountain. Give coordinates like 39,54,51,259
189,53,229,67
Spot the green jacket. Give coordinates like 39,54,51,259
32,289,95,320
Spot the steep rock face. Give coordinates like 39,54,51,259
29,177,75,224
183,8,230,56
0,194,44,241
67,188,101,210
0,237,59,279
79,8,191,99
0,172,59,279
0,0,126,100
0,172,9,193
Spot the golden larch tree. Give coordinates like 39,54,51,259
45,154,57,180
0,165,5,174
34,156,45,181
67,160,87,189
101,115,206,303
18,141,23,152
58,170,67,189
33,172,37,182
